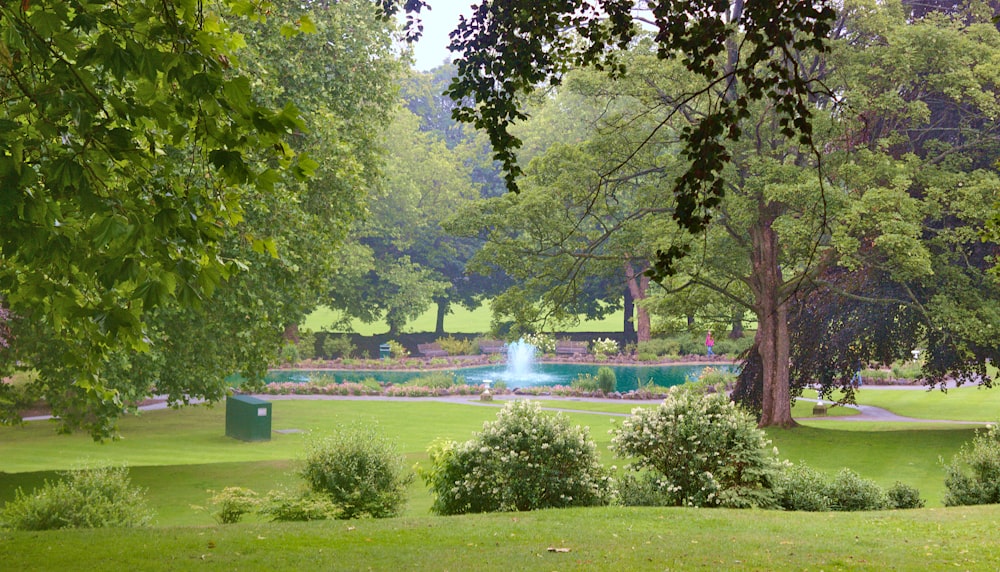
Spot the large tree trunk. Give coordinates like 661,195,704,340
623,285,637,344
625,261,651,342
434,299,447,335
750,210,796,428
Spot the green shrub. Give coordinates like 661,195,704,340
635,352,659,362
279,342,299,365
322,334,356,359
1,464,153,530
679,366,736,395
521,332,556,354
615,471,674,507
611,390,780,508
774,462,831,512
886,481,924,509
259,489,338,522
890,361,922,380
435,335,476,356
571,374,599,391
943,423,1000,506
209,487,260,524
591,337,619,357
636,338,680,357
386,340,409,359
596,367,617,394
827,468,889,511
297,331,317,360
420,400,610,515
405,372,457,389
711,336,754,357
300,425,413,519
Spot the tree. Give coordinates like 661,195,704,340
0,0,419,436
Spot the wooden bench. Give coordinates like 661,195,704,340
478,339,507,354
555,340,588,355
417,343,448,358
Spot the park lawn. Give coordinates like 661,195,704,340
0,398,978,529
850,385,1000,422
2,504,999,571
303,304,625,334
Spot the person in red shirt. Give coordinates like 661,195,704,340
705,331,715,357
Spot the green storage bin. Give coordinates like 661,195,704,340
226,395,272,441
379,343,391,359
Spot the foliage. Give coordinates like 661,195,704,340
886,481,925,510
258,489,338,522
300,426,413,519
521,333,556,354
1,464,152,530
610,390,780,508
591,338,619,357
404,372,457,389
680,367,737,395
614,471,674,507
826,468,890,512
570,374,599,392
420,400,610,515
209,487,260,525
322,335,357,360
386,340,409,359
435,336,477,356
774,462,832,512
943,423,1000,506
296,332,317,361
596,367,617,394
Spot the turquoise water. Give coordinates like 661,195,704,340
264,363,734,393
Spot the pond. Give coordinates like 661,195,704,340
263,362,734,393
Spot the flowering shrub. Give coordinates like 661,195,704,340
209,487,260,524
943,423,1000,506
420,400,610,515
611,390,780,508
301,425,414,519
521,332,556,354
386,340,409,358
591,337,619,357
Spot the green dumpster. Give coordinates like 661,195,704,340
379,343,391,359
226,395,272,441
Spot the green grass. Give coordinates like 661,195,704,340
2,397,996,569
303,304,625,334
2,505,999,571
851,385,1000,422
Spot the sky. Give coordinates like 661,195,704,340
407,1,476,71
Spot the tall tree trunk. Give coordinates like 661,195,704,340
625,261,651,342
623,285,637,344
750,209,796,428
434,298,447,335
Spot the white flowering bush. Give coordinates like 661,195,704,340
301,425,413,519
943,423,1000,506
591,337,619,357
420,400,610,515
611,390,780,508
521,333,556,354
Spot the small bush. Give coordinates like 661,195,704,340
405,372,457,389
521,332,556,354
596,367,617,394
886,481,924,509
636,338,680,358
1,464,153,531
827,468,889,511
209,487,260,524
679,366,736,395
943,423,1000,506
297,331,317,360
385,340,409,359
615,471,674,507
259,489,338,522
571,374,599,391
280,342,300,365
774,462,831,512
591,337,619,357
611,390,780,508
420,400,610,515
301,425,413,519
711,336,754,357
323,334,356,360
435,335,476,356
890,361,922,380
